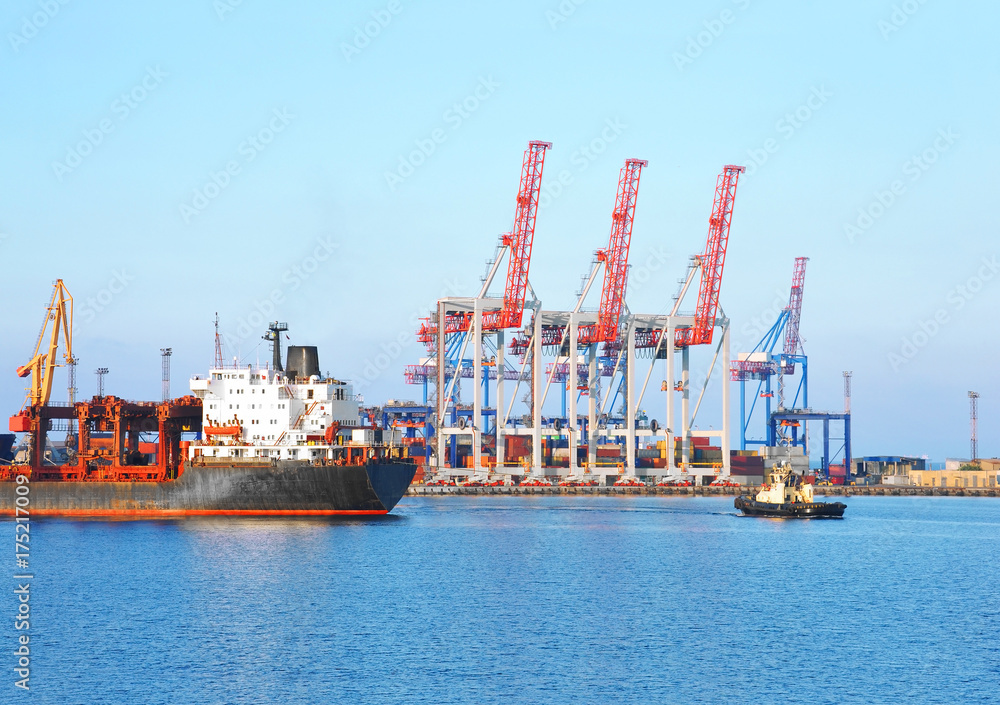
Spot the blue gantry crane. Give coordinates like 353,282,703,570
730,257,810,451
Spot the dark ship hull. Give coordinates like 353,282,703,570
735,495,846,519
0,459,416,517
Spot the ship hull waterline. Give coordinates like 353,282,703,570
735,495,846,519
0,459,417,518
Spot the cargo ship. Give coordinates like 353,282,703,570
2,284,415,517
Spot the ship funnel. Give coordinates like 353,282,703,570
286,346,321,379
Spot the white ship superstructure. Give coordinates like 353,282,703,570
187,366,391,461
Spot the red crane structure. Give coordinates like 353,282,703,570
675,164,745,347
634,164,745,352
482,140,552,331
405,154,748,483
416,140,552,346
509,157,647,359
578,158,647,346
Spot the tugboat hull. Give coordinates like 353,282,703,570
735,495,846,519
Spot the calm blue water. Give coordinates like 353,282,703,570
5,496,1000,704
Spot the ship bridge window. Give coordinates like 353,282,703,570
308,389,314,399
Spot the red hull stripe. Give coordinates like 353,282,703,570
0,509,388,517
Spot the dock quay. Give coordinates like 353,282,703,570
406,485,1000,498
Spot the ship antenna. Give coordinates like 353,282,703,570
214,313,225,368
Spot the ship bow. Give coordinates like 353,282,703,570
366,460,417,512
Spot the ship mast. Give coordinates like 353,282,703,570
263,322,289,371
214,313,225,368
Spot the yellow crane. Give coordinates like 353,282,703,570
16,279,73,410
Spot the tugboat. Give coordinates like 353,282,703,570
735,461,846,518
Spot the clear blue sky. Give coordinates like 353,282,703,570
1,0,996,461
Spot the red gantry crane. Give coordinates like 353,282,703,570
634,164,745,353
416,140,552,346
511,157,648,360
676,164,745,347
482,140,552,331
578,158,648,346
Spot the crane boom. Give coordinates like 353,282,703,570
482,140,552,331
675,164,745,347
782,256,808,356
416,141,552,349
578,158,647,345
16,279,74,409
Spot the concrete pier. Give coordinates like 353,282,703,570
406,485,1000,498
